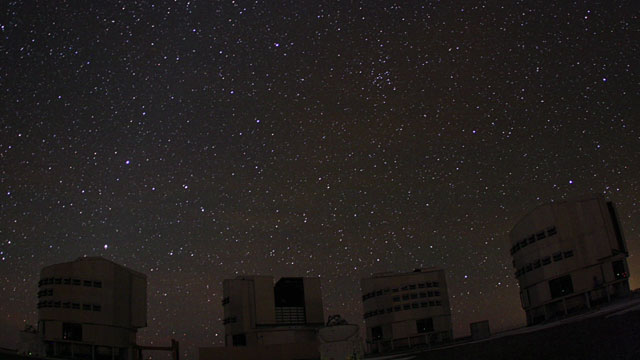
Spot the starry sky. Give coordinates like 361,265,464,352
1,1,639,358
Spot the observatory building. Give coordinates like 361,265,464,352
200,275,324,360
360,268,452,353
34,257,147,360
510,196,630,325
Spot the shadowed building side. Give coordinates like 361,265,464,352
509,196,631,325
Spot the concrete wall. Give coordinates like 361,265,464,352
303,278,324,325
253,277,276,326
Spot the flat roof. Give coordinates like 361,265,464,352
41,256,147,278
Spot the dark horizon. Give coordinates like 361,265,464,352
1,1,639,359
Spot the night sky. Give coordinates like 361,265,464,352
1,1,639,358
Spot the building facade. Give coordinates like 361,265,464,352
510,196,631,325
200,276,324,360
36,257,147,360
361,268,452,353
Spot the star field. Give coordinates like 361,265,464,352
1,1,639,358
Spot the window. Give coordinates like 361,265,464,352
72,279,81,286
394,306,401,312
432,282,440,287
83,280,92,287
55,278,62,284
54,302,60,308
232,334,246,346
525,264,533,273
547,226,557,236
62,302,70,309
409,284,416,290
426,282,433,288
420,292,427,298
418,283,425,288
378,308,385,314
417,318,434,333
428,291,433,297
549,275,574,299
401,286,408,291
412,303,419,309
47,289,53,296
563,250,574,258
533,260,541,269
403,304,410,310
393,296,400,302
62,323,82,341
383,288,390,294
72,303,80,309
63,278,71,285
410,293,418,299
392,288,399,292
82,304,91,311
520,239,528,248
613,260,628,280
536,232,546,240
386,307,392,313
435,300,442,306
553,252,563,262
542,257,552,266
376,290,383,296
371,326,383,341
429,301,436,306
222,297,230,305
93,281,102,288
434,291,441,297
421,302,428,307
402,294,409,301
528,235,536,244
38,280,43,287
92,305,101,312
